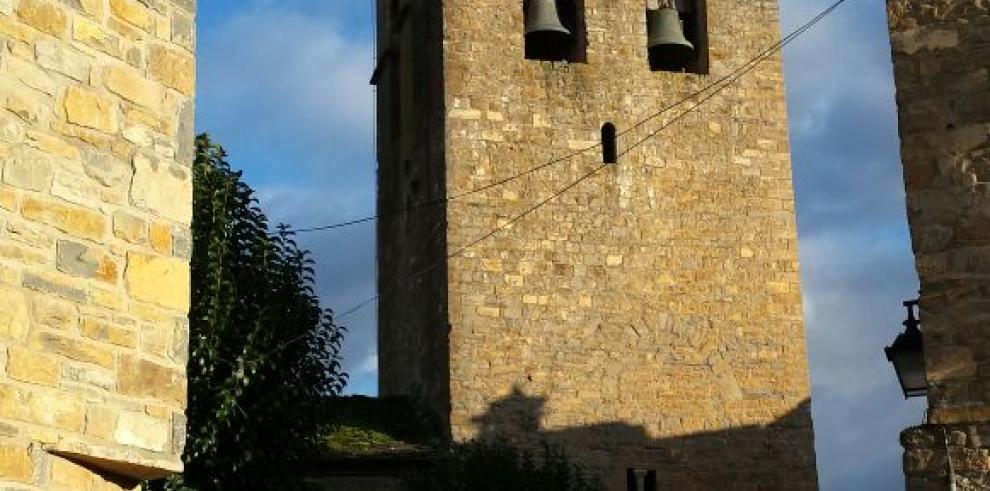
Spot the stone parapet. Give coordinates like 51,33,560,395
0,0,195,487
903,423,990,491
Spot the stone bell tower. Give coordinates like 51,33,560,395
376,0,818,489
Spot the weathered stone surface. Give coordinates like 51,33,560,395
16,0,67,37
22,271,87,302
81,317,137,348
118,354,184,406
57,240,119,283
36,39,90,82
32,331,115,369
125,252,189,310
149,222,171,254
131,153,192,223
109,0,151,30
7,346,60,386
148,45,194,95
64,86,118,133
50,453,97,489
21,195,106,240
106,65,163,109
115,411,169,451
0,441,34,483
0,286,31,341
112,210,146,244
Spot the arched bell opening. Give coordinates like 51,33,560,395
523,0,587,63
646,0,708,74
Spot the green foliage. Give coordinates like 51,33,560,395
406,441,603,491
148,134,347,491
320,396,436,456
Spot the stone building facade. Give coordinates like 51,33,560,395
885,1,990,489
0,0,194,488
376,0,818,489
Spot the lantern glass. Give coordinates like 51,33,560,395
889,348,927,398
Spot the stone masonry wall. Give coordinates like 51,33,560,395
0,0,194,488
379,0,818,489
902,423,990,491
886,1,990,425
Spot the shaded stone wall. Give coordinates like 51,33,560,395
902,423,990,491
0,0,194,488
886,0,990,427
378,0,817,489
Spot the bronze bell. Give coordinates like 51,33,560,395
525,0,571,37
647,8,694,70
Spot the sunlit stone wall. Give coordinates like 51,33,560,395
378,0,818,489
0,0,194,488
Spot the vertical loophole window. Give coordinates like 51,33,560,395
646,0,708,74
602,122,617,164
523,0,587,63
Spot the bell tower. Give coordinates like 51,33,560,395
375,0,818,489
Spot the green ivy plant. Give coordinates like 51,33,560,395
147,134,348,491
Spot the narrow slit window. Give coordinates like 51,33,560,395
523,0,587,63
626,468,658,491
646,0,708,74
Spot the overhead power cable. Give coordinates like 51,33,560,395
289,0,851,235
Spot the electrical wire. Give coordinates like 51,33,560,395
337,162,611,319
288,0,850,235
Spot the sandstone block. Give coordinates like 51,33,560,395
171,13,194,51
26,130,80,159
0,286,30,341
149,223,172,254
22,271,87,302
115,411,169,451
50,454,96,490
131,153,191,223
36,39,90,82
7,346,60,386
7,53,57,95
33,296,79,331
0,185,16,210
0,441,33,483
86,404,119,439
3,85,45,124
73,16,122,57
0,383,85,430
65,362,116,391
32,331,115,369
107,65,163,109
21,196,106,240
113,210,146,244
109,0,150,30
148,45,194,95
2,150,53,192
118,354,185,406
16,0,67,37
125,252,189,311
57,240,119,283
64,86,118,133
81,317,137,348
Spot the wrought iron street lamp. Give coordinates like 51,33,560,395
885,299,927,398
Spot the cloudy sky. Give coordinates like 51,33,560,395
196,0,926,488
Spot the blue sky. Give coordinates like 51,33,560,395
196,1,925,488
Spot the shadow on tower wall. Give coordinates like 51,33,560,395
470,387,818,491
